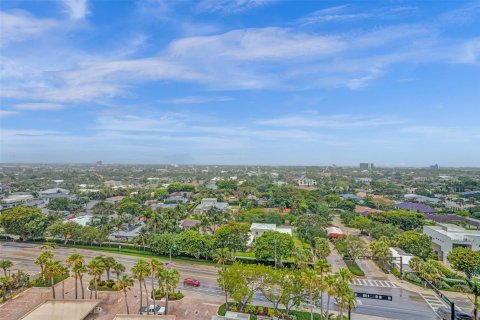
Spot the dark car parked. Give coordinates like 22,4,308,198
437,307,473,320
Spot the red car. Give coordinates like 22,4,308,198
183,278,200,287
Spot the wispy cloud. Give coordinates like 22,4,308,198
196,0,274,14
0,10,57,47
256,114,404,128
13,103,65,111
0,110,18,117
160,96,233,104
401,126,480,142
61,0,89,20
296,4,417,25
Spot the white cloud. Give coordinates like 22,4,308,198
0,10,57,47
401,126,480,142
256,114,404,128
196,0,274,13
160,96,233,104
0,110,18,117
13,103,65,111
61,0,89,20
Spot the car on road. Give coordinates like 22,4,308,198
437,307,473,320
139,304,165,315
164,262,175,268
183,277,200,287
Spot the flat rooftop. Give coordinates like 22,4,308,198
21,300,99,320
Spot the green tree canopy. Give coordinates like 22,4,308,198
294,214,329,245
253,231,295,265
448,247,480,279
0,206,48,240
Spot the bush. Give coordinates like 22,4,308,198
391,267,401,277
434,279,452,290
345,260,365,276
151,289,184,300
31,275,67,287
405,272,423,285
88,279,118,291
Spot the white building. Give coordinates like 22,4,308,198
193,198,229,214
249,223,292,241
389,247,414,271
0,194,34,209
423,224,480,262
295,178,317,187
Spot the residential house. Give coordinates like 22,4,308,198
193,198,229,214
395,202,437,214
179,219,201,230
250,223,293,241
0,193,34,209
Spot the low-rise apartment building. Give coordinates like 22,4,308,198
423,224,480,262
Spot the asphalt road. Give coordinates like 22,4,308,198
0,242,437,319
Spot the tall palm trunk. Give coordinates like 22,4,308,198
79,274,84,299
124,290,130,314
151,274,156,314
51,276,56,299
143,279,149,313
94,277,98,299
62,280,65,299
475,294,478,320
326,294,331,318
138,279,143,314
74,274,78,299
165,285,169,315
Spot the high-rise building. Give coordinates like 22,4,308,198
370,163,374,169
360,163,369,170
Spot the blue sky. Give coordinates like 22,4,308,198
1,0,479,166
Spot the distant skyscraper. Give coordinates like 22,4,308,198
370,163,374,169
430,164,439,170
96,160,103,165
360,163,369,170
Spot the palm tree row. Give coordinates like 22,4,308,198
34,249,181,316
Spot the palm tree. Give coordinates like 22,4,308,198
212,248,231,266
150,258,164,314
466,279,480,320
0,260,13,276
87,258,106,299
324,274,337,319
131,259,150,314
59,265,69,299
73,263,87,299
44,260,62,299
333,268,354,319
314,259,331,317
294,248,313,270
159,267,180,315
103,256,117,280
66,253,84,299
116,275,134,314
0,275,15,302
35,250,53,278
113,262,126,279
133,227,149,251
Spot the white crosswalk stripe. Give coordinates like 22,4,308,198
420,293,448,314
350,279,399,288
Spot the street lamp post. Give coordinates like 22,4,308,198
274,237,277,270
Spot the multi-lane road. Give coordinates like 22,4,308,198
0,242,437,319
